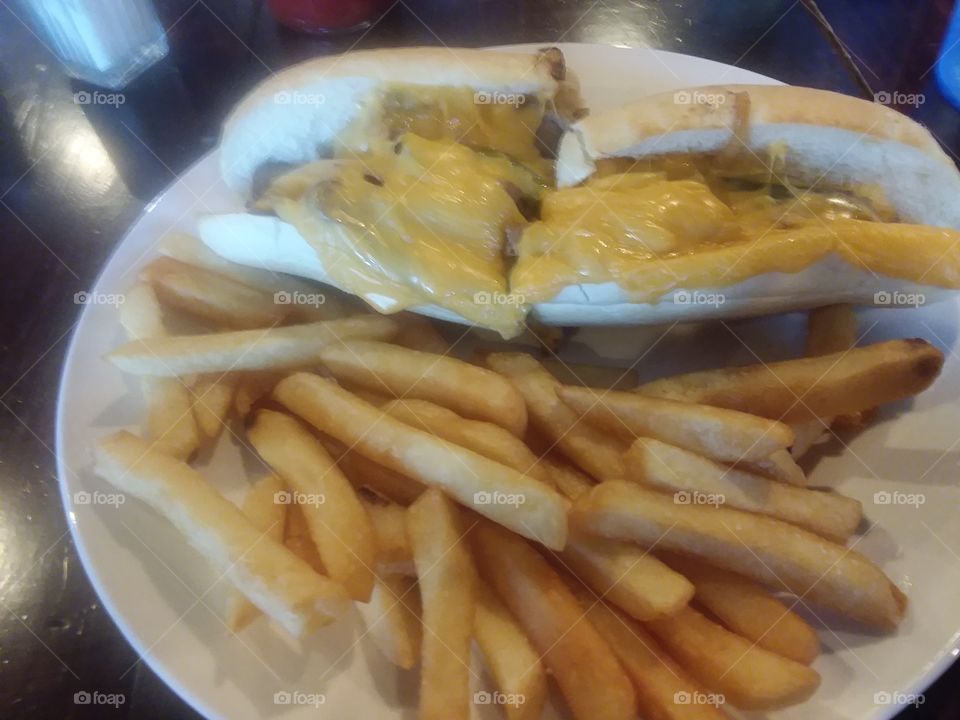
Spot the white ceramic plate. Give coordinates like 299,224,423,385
56,43,960,720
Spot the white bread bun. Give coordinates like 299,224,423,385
220,46,572,197
537,84,960,324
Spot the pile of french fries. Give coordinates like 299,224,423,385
92,233,945,719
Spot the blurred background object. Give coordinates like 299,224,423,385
267,0,391,33
17,0,168,88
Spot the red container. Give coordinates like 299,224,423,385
268,0,390,33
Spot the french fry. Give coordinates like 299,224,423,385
109,315,399,376
539,454,595,500
356,573,421,670
248,410,377,601
646,605,820,710
627,438,862,542
486,352,628,480
363,499,414,575
737,449,807,487
805,304,857,357
94,431,349,636
381,398,547,483
660,553,820,665
472,520,636,720
407,490,476,720
329,441,426,505
226,475,287,632
142,257,289,329
569,587,729,720
635,339,943,423
274,373,568,549
159,231,359,320
192,373,237,439
119,282,167,338
284,502,325,573
394,313,449,355
571,481,906,629
144,378,201,460
120,283,200,460
561,527,694,621
316,341,527,436
233,371,284,419
473,580,548,720
543,358,638,391
792,305,864,457
560,385,794,463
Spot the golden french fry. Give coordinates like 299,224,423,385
144,377,201,460
233,371,284,419
805,304,857,357
192,373,237,439
356,573,421,670
560,385,794,463
109,315,399,376
660,553,820,665
142,257,289,329
486,352,628,480
635,339,943,423
795,304,864,454
627,438,862,542
248,410,376,601
119,282,167,338
120,283,201,460
363,499,414,575
561,527,694,621
159,231,359,321
571,481,906,629
394,313,449,355
737,449,807,487
474,580,548,720
226,475,287,632
274,373,568,549
569,589,728,720
646,606,820,710
381,398,547,483
539,454,594,500
407,490,477,720
316,341,527,436
284,502,325,574
472,520,636,720
542,358,638,391
94,431,349,636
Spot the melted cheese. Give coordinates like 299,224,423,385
511,160,960,303
263,135,546,337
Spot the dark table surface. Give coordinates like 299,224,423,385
1,1,959,718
